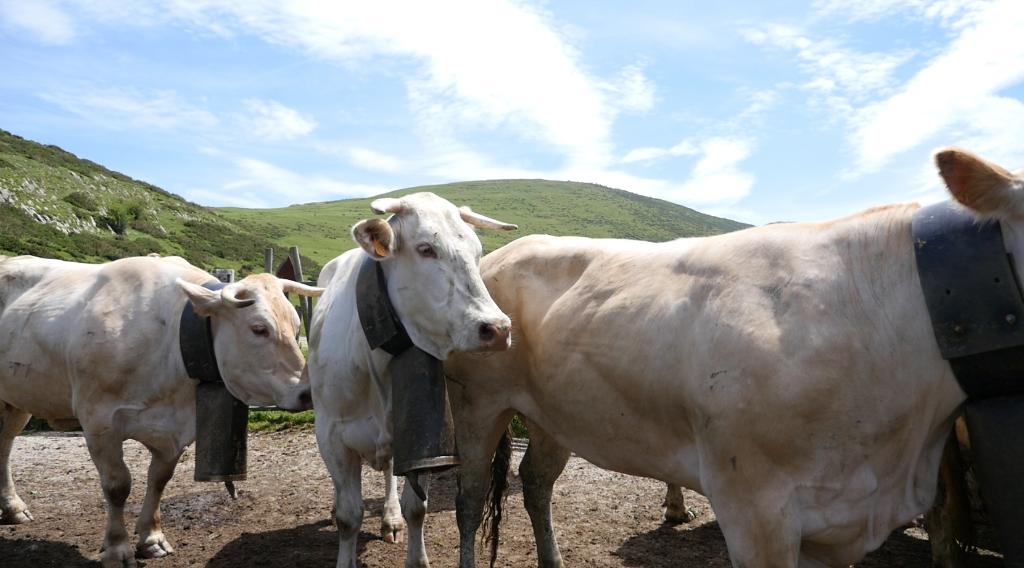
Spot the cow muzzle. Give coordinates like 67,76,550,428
474,318,512,351
279,384,314,412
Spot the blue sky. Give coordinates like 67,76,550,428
2,0,1023,224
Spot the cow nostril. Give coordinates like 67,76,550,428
479,322,497,343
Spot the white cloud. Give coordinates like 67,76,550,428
621,139,698,164
666,137,756,205
313,142,410,174
39,86,218,130
345,147,406,174
746,0,1024,179
45,1,761,213
558,137,756,209
241,99,317,141
743,24,912,102
65,0,619,170
849,0,1024,173
812,0,988,26
189,156,391,208
606,63,656,113
0,0,75,44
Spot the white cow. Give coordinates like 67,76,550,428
307,192,517,568
0,254,323,568
445,149,1014,567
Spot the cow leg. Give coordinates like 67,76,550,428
134,446,183,559
317,419,365,568
0,404,32,524
519,423,571,568
85,432,136,568
452,406,515,568
401,473,431,568
663,483,696,523
382,461,407,543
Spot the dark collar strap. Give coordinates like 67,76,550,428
356,256,413,356
180,281,227,383
912,201,1024,398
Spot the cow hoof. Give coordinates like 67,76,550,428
664,507,697,524
0,509,33,524
137,534,175,558
382,516,406,544
100,543,138,568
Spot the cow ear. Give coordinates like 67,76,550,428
937,148,1022,218
352,218,395,260
176,278,221,317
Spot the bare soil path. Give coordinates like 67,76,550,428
0,430,1003,567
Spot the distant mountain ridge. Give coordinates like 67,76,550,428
0,128,750,275
218,179,750,266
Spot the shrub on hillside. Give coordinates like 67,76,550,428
125,200,146,220
131,217,165,237
63,191,99,212
132,236,164,256
0,204,156,261
102,204,130,236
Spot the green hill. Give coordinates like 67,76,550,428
218,180,749,267
0,129,313,274
0,128,749,278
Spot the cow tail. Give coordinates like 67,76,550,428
481,424,513,568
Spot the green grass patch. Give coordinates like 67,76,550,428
510,414,529,438
247,409,315,432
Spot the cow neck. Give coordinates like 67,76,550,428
355,256,414,356
179,281,227,383
912,200,1024,398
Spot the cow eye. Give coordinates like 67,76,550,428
251,324,270,337
416,243,437,259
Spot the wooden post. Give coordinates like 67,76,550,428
288,247,313,337
264,248,273,274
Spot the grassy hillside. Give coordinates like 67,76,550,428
0,127,749,280
219,180,750,267
0,129,315,274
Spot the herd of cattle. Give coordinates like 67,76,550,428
0,148,1014,567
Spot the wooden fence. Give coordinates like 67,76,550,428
266,246,316,337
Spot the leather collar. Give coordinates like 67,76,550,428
355,256,414,356
180,281,227,383
912,201,1024,398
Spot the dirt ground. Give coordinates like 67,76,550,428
0,430,1004,567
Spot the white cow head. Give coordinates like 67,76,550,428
176,274,324,410
351,192,517,360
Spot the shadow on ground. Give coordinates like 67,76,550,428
205,520,358,567
614,521,730,567
0,537,97,567
614,520,1004,568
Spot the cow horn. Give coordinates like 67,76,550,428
459,206,518,231
221,284,256,309
279,278,326,297
370,198,404,215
